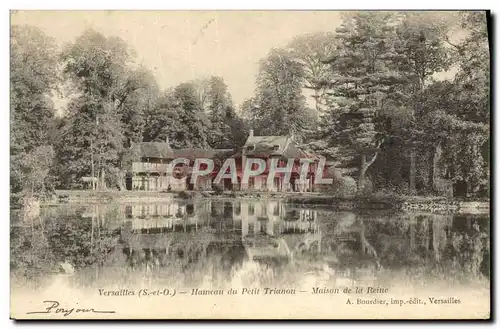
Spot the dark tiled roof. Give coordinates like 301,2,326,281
242,135,317,159
171,148,235,160
130,142,173,159
283,142,314,159
244,136,289,156
130,136,318,163
131,142,237,160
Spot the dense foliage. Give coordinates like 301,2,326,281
10,11,489,199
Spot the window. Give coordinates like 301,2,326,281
186,204,194,216
249,204,255,215
247,145,255,151
125,205,133,219
211,201,221,217
224,202,233,218
273,204,280,216
274,177,280,190
273,145,280,151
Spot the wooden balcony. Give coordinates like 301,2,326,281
132,162,169,173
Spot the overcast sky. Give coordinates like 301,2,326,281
12,10,345,108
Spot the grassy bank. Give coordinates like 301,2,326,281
45,190,490,214
47,190,175,205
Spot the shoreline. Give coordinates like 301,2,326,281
37,190,490,214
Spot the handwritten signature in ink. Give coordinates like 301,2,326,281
26,300,116,317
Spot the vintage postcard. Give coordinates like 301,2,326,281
10,10,490,320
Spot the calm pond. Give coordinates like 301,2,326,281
11,198,490,294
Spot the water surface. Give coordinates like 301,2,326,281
11,198,490,294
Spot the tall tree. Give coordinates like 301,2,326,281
56,95,124,189
250,48,310,139
11,25,59,203
204,77,234,147
324,12,403,192
415,12,490,196
240,97,258,125
393,12,452,192
196,76,246,148
144,83,210,149
451,11,490,123
58,29,133,189
173,82,211,148
117,66,160,148
287,31,337,116
143,89,182,146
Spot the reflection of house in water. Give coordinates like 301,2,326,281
121,200,318,236
231,200,319,237
75,202,489,287
116,200,246,284
118,202,244,284
120,230,247,286
121,202,211,233
229,200,322,264
114,200,490,286
116,200,323,270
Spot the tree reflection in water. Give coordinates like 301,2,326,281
10,200,490,290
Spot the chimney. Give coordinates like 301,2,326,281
249,129,254,138
165,136,170,145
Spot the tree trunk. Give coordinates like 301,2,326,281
409,149,416,192
358,155,367,192
409,214,416,251
314,89,321,118
429,143,442,194
91,141,95,190
117,170,125,191
357,150,380,194
100,168,106,190
90,214,94,255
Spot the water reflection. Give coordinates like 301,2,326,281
10,199,490,290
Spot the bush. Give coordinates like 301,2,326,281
373,182,418,198
178,191,191,199
360,176,374,195
212,184,224,195
332,176,357,196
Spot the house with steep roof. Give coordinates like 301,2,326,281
236,129,318,192
170,148,235,190
126,140,235,191
127,141,177,191
125,130,320,192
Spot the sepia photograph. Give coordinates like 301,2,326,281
9,10,490,319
